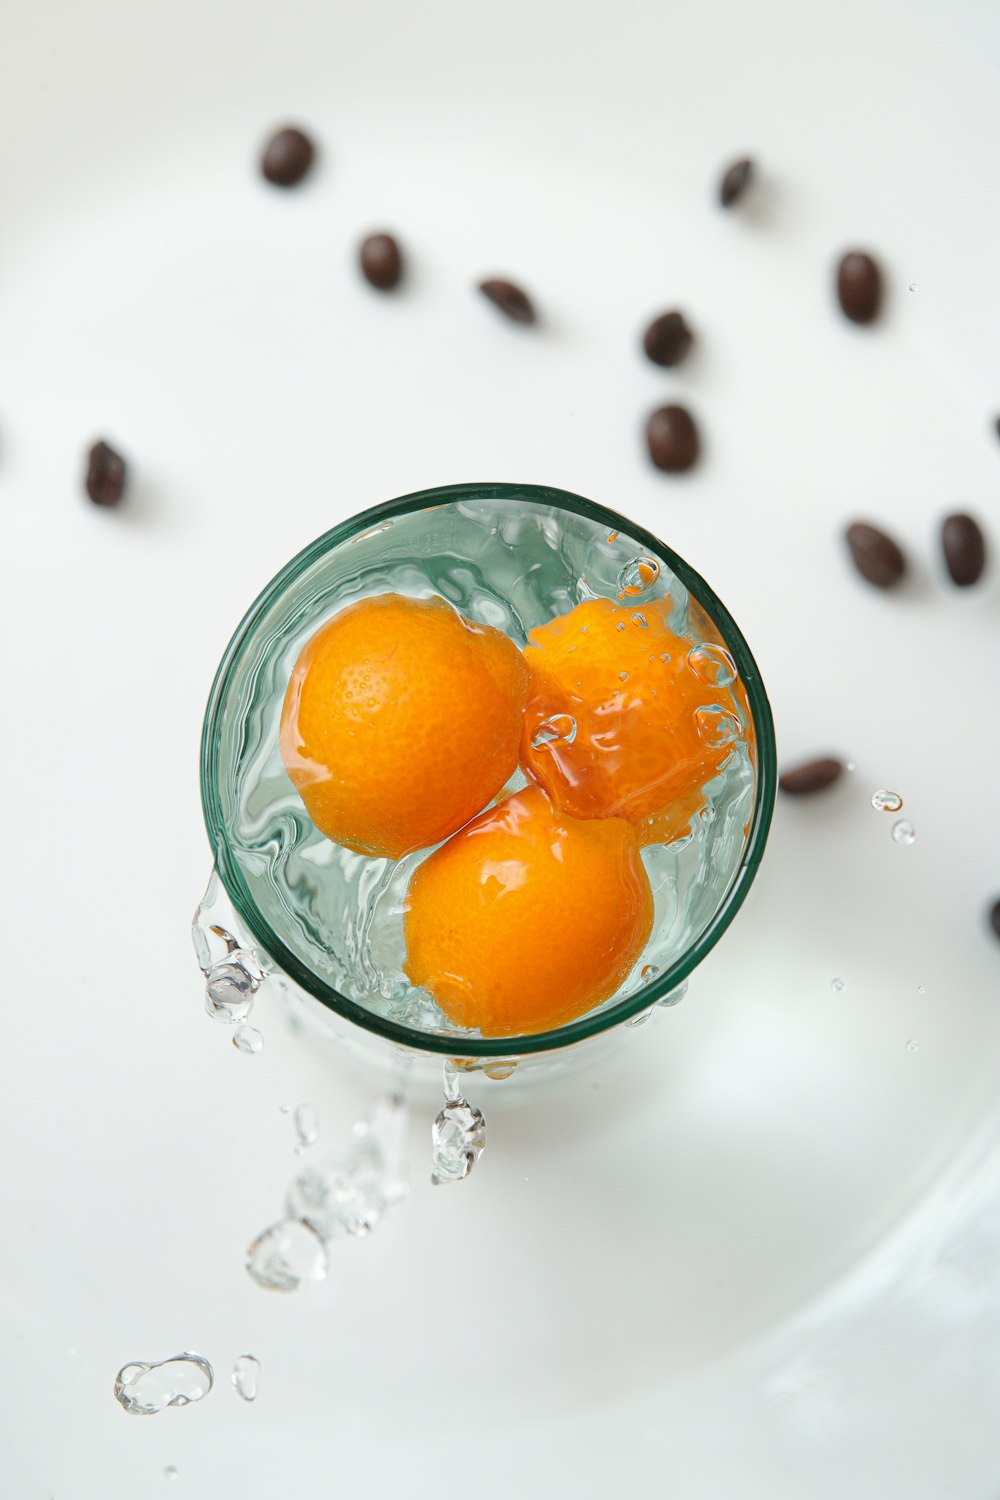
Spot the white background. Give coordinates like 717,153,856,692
2,0,1000,1495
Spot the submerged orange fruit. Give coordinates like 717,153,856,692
520,596,744,843
280,593,530,860
403,785,654,1036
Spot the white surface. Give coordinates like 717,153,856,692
2,0,1000,1494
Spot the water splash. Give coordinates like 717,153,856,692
232,1354,261,1402
245,1219,328,1292
114,1354,214,1416
285,1094,409,1241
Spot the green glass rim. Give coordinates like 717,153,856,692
200,481,777,1057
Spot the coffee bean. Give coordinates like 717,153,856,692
779,757,845,796
845,521,906,588
85,439,127,508
837,251,882,324
941,512,986,586
360,233,403,291
719,158,753,207
646,404,700,473
990,897,1000,943
260,126,315,187
478,278,536,325
643,311,693,368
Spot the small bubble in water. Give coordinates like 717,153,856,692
246,1218,328,1292
114,1354,215,1416
530,713,576,750
431,1098,486,1184
687,642,738,687
293,1103,320,1151
619,670,629,683
232,1026,262,1055
616,621,626,633
906,1038,919,1052
892,819,916,846
700,803,717,825
694,705,741,748
660,651,671,664
831,977,845,992
164,1467,179,1481
232,1354,261,1402
617,555,660,597
871,789,903,813
631,611,647,629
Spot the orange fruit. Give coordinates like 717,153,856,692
520,596,744,843
280,593,530,860
403,785,654,1036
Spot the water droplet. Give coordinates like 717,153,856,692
286,1094,409,1240
530,713,577,750
626,1008,652,1027
607,530,619,543
831,977,845,992
617,556,660,597
231,1354,261,1403
616,621,626,633
245,1219,328,1292
892,819,916,846
657,979,689,1008
871,789,903,813
431,1098,486,1184
906,1038,919,1052
113,1354,214,1416
293,1103,319,1151
204,949,263,1025
232,1026,263,1055
641,964,660,984
483,1060,518,1080
631,611,647,629
164,1466,179,1481
279,1104,291,1114
687,642,738,687
659,651,671,664
618,670,629,683
700,803,717,825
909,282,918,292
917,985,926,995
694,705,742,748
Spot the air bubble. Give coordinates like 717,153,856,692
617,556,660,597
892,819,916,846
530,714,577,750
232,1026,263,1054
164,1467,179,1481
687,642,738,687
619,671,629,683
616,622,626,633
694,705,742,748
631,612,647,629
641,964,660,984
700,804,717,825
114,1354,214,1416
871,789,903,813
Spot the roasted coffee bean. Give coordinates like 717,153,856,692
260,126,315,187
719,158,753,207
643,311,693,368
837,251,882,324
478,278,536,325
85,439,127,507
990,898,1000,943
845,521,906,588
360,233,403,290
779,758,845,796
942,512,987,586
646,404,700,473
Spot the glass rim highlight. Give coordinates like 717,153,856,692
200,481,777,1057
